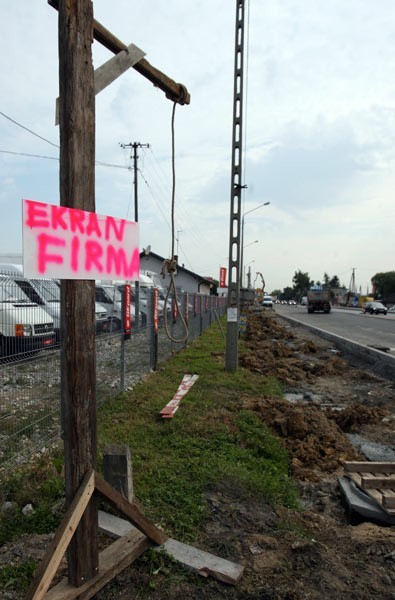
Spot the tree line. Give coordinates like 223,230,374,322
271,270,395,303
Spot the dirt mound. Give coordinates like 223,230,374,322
243,395,361,481
240,312,348,385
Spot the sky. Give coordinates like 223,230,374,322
1,0,395,294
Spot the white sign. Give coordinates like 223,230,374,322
22,199,140,280
227,307,238,322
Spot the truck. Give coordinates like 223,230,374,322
307,289,331,314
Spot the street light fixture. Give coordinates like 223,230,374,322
240,202,270,287
244,239,259,249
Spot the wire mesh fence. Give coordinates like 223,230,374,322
0,273,226,472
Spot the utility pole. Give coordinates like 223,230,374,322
226,0,246,371
45,0,190,592
58,0,98,585
121,142,149,329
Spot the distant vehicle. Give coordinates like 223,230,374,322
261,295,273,308
388,305,395,313
362,301,387,315
307,289,331,314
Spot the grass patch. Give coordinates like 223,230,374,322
0,317,297,554
0,454,64,545
98,319,297,541
0,560,36,594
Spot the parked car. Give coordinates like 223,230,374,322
362,301,387,315
388,305,395,313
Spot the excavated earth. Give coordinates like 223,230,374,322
1,310,395,599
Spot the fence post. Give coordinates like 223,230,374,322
149,288,158,370
103,444,134,502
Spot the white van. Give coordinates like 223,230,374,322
0,273,55,357
0,264,109,339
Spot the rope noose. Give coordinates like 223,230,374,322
162,102,188,344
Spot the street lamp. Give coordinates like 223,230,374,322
244,239,259,249
240,202,270,287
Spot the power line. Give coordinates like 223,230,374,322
0,149,58,161
0,110,59,148
0,149,129,170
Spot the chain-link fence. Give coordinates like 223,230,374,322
0,273,226,472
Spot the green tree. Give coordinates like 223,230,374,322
371,271,395,299
281,286,294,301
323,273,330,288
329,275,341,288
292,270,312,298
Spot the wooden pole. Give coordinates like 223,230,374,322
58,0,98,585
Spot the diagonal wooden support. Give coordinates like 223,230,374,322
48,0,190,104
43,529,150,600
94,472,167,545
26,471,168,600
26,471,96,600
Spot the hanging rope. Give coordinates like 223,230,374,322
162,102,189,343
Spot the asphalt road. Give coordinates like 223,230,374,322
274,304,395,351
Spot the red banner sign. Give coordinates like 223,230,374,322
153,288,159,333
124,284,131,340
219,267,227,288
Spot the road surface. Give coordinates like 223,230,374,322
275,304,395,352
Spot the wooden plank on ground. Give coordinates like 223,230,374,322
26,470,95,600
160,374,199,418
44,528,150,600
344,462,395,473
98,511,244,585
361,476,395,489
163,538,244,585
94,472,167,545
382,490,395,509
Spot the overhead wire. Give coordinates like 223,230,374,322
0,110,129,169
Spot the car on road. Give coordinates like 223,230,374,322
362,301,388,315
261,295,273,308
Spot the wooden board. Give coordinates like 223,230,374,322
160,374,199,418
344,462,395,473
98,510,244,585
344,462,395,517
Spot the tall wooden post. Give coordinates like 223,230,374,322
58,0,98,585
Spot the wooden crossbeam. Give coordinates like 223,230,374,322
48,0,190,105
